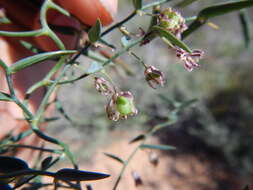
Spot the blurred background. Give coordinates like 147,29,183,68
47,0,253,189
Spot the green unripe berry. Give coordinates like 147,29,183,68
116,96,132,116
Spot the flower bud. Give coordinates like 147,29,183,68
144,66,165,89
94,77,114,96
105,91,137,121
158,8,187,38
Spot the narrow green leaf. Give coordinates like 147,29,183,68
141,0,173,10
19,40,43,54
129,134,145,144
103,153,125,164
55,100,74,125
10,50,76,73
158,94,176,108
88,19,102,43
0,156,29,173
239,10,251,48
140,144,176,151
178,98,197,110
176,0,200,7
43,117,60,122
0,92,12,102
54,168,110,181
198,1,253,18
41,156,53,170
133,0,143,9
152,26,192,52
183,0,253,38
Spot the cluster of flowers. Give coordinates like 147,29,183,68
94,8,205,121
94,65,165,121
94,77,137,121
176,48,204,72
158,8,204,72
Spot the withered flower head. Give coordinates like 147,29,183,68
149,152,159,167
94,77,114,96
106,91,138,121
176,48,204,72
158,8,187,38
144,66,165,89
131,171,143,186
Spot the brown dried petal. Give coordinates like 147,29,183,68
131,171,143,186
105,92,137,121
144,66,165,89
149,152,159,167
94,77,114,96
176,48,204,72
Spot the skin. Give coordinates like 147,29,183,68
0,0,117,151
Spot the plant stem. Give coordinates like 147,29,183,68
112,119,176,190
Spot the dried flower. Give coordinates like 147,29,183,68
131,171,143,186
149,152,159,167
158,8,187,38
144,66,165,89
106,91,138,121
176,48,204,72
94,77,114,96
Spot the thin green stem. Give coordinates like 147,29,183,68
0,144,62,154
54,73,89,85
43,37,144,86
48,29,66,50
40,0,65,49
48,1,70,17
31,56,77,167
0,29,43,37
0,60,34,120
112,143,143,190
40,0,51,29
103,37,144,67
34,57,67,121
101,11,137,37
129,51,147,68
